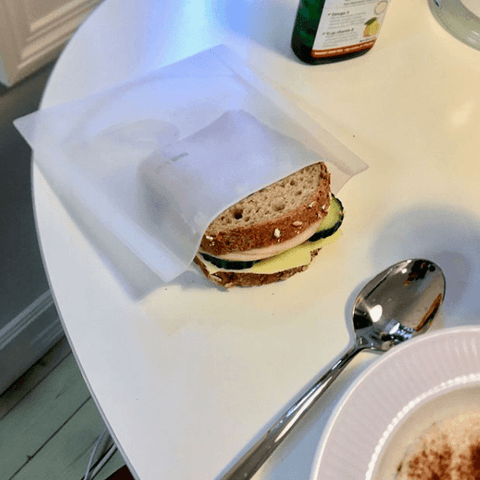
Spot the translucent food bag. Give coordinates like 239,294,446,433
14,45,367,283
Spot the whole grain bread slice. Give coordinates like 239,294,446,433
194,248,322,288
199,162,331,257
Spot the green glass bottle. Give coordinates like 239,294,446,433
291,0,391,65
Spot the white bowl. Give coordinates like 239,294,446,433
311,326,480,480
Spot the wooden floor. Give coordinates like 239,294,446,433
0,337,126,480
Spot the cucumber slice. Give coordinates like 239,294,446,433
308,195,344,242
199,252,259,270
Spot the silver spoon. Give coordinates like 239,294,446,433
221,258,446,480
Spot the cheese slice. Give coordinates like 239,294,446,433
201,229,341,275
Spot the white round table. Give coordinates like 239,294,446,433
32,0,480,479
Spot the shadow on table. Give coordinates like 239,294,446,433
85,232,219,300
217,337,380,480
359,204,480,329
60,196,221,301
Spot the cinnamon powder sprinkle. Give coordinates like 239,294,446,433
397,413,480,480
403,435,453,479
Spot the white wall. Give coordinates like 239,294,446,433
0,0,102,87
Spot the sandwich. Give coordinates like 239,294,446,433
194,162,344,288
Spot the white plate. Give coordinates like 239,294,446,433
311,326,480,480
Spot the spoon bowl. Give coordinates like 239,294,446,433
221,258,446,480
353,259,446,351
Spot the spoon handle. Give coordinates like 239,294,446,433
221,344,362,480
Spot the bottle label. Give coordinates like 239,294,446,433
312,0,389,58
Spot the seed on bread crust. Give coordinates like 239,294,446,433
292,221,303,227
273,228,281,238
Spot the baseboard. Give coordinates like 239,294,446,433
0,290,64,395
